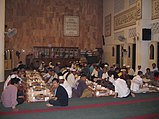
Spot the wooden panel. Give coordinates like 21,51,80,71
5,0,103,66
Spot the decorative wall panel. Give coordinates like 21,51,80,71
129,28,136,38
152,22,159,34
152,0,159,19
114,7,136,30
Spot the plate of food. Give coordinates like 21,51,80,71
32,82,42,86
33,86,45,91
35,94,45,100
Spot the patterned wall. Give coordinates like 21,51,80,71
152,22,159,34
129,0,136,6
114,0,125,13
129,28,136,38
5,0,103,63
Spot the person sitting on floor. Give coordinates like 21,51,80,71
72,74,92,98
58,75,72,98
136,65,143,75
144,68,152,79
46,78,68,107
101,70,115,91
46,69,58,84
16,61,26,70
54,62,61,74
38,61,45,72
1,78,22,111
48,62,54,69
3,68,25,90
130,71,149,93
65,68,77,89
120,68,130,85
3,68,18,90
91,65,98,81
42,67,52,80
151,63,158,72
149,71,159,87
126,65,135,80
113,73,135,98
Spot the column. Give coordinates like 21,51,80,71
0,0,5,82
135,0,152,73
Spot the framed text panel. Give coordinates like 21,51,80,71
64,16,79,37
114,7,136,30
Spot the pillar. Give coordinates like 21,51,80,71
0,0,5,82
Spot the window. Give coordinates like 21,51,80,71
150,44,154,59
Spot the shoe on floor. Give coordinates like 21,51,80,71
46,103,53,107
131,93,136,97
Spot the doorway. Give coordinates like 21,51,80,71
157,43,159,69
132,44,136,71
116,45,120,67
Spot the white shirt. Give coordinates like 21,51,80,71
38,64,44,71
114,78,130,98
102,72,108,80
136,69,143,75
128,68,135,76
108,76,115,85
91,69,98,77
151,67,158,72
130,75,143,92
66,73,77,89
60,80,72,98
43,73,51,79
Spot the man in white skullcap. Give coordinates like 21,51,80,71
59,76,72,98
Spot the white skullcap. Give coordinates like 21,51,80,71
10,74,16,79
121,69,126,72
72,69,76,72
70,68,76,72
59,76,64,80
104,64,108,67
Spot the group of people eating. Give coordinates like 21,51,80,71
1,60,159,111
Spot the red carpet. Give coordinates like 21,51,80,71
0,97,159,116
124,113,159,119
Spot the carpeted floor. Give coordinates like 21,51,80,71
0,82,159,119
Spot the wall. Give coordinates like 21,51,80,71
5,0,103,66
103,0,136,67
103,0,159,71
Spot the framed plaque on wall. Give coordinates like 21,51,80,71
64,16,79,37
